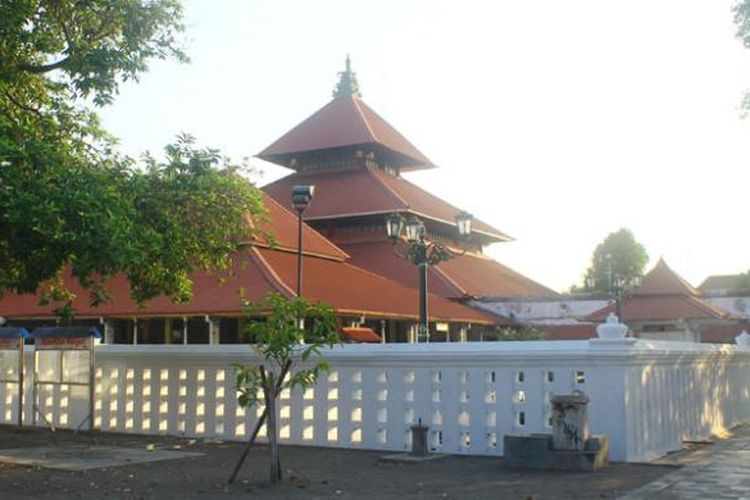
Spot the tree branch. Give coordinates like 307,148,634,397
3,91,44,118
18,57,71,74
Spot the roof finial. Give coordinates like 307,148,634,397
332,54,361,99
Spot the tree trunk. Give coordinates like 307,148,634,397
264,372,281,483
227,359,293,485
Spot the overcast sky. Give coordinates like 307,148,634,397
99,0,750,292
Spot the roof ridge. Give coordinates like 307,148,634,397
249,247,296,298
334,260,500,323
430,264,468,297
259,192,350,261
378,172,513,241
351,97,378,143
685,294,735,319
367,168,410,209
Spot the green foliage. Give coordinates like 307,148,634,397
734,1,750,113
0,0,187,106
233,293,340,409
577,228,648,294
738,270,750,291
495,326,546,341
233,293,340,483
0,1,266,310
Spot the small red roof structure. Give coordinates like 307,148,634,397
700,322,750,343
534,324,597,341
341,326,381,343
587,258,734,323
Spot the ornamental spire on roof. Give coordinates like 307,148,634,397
332,55,361,99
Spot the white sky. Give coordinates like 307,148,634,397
99,0,750,292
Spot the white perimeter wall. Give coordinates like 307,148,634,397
2,340,750,462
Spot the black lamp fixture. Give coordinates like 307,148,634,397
386,210,474,342
292,185,315,214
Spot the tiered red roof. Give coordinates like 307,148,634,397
259,96,433,171
259,68,554,300
587,259,734,322
263,167,510,242
0,194,498,325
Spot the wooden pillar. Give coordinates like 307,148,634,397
459,325,468,343
165,318,173,344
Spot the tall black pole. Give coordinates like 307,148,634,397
615,291,622,322
418,232,428,342
296,209,303,299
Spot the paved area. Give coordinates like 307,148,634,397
0,444,202,471
621,425,750,499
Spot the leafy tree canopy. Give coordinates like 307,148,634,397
574,228,648,294
734,1,750,111
0,0,265,312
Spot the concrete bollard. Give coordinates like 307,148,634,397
550,393,590,451
410,419,430,457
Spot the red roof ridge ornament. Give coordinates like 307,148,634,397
332,54,361,99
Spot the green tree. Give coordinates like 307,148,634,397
231,293,340,484
735,1,750,112
577,228,648,294
0,1,265,309
495,326,546,341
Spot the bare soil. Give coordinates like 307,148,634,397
0,426,676,499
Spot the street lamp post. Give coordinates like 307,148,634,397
292,185,315,299
292,185,314,332
386,211,473,342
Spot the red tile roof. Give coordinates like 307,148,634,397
263,168,510,241
0,246,500,324
342,240,553,300
587,259,734,322
256,248,500,323
0,250,279,318
634,258,700,296
341,326,381,343
253,193,348,261
588,296,733,322
535,324,597,340
434,251,556,298
701,322,750,343
258,96,433,170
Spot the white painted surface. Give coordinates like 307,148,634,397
705,297,750,319
2,341,749,463
471,299,608,323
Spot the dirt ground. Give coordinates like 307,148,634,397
0,426,676,499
